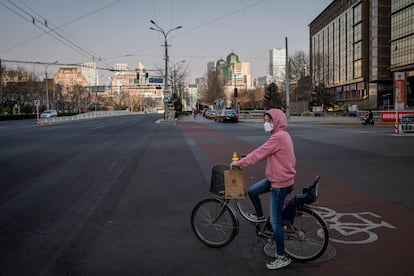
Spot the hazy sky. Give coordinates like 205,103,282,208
1,0,332,82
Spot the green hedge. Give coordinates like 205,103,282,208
0,113,80,121
0,114,37,121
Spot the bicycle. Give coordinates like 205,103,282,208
191,165,329,262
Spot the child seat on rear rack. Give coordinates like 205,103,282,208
282,176,320,225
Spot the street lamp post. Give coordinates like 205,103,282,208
149,20,182,120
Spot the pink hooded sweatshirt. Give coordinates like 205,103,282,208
233,108,296,188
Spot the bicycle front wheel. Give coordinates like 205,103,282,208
284,206,329,262
191,198,238,248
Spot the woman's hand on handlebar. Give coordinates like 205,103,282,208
231,161,241,168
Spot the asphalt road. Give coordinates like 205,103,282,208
0,114,413,275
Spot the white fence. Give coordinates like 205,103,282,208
239,110,266,119
38,110,132,125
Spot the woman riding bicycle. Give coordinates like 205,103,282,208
232,108,296,270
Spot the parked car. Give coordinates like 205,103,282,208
206,110,219,120
40,110,58,118
202,108,210,117
312,106,324,116
203,109,211,117
401,114,414,124
216,109,238,123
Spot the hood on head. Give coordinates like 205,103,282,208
265,108,287,132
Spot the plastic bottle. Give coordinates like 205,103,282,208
232,152,239,161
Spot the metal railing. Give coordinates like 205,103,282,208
38,110,133,125
238,110,266,119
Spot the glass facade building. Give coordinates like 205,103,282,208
390,0,414,109
310,0,392,109
269,48,286,84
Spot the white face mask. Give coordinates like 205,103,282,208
263,122,273,132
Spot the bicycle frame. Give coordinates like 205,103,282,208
213,195,271,240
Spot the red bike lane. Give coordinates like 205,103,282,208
179,120,414,276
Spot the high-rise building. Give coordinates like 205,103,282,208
309,0,392,110
207,61,216,72
221,52,252,88
257,75,274,87
81,62,97,86
390,0,414,109
269,48,286,84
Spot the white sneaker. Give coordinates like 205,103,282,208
266,255,292,270
246,213,265,222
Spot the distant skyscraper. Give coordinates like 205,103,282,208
81,62,97,86
207,52,252,87
269,48,286,83
207,62,216,72
195,77,206,86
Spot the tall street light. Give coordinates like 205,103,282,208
149,20,182,119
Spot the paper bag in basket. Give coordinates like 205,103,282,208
224,169,246,199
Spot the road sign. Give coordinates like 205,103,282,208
149,77,163,84
34,99,40,106
163,97,170,103
163,89,171,98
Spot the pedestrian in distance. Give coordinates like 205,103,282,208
231,108,296,270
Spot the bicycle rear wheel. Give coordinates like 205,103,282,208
284,206,329,262
191,198,238,248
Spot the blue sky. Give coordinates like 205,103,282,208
0,0,332,82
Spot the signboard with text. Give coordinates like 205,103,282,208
382,111,414,122
149,77,164,84
394,72,405,104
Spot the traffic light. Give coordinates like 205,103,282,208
145,72,149,80
136,72,140,80
234,87,238,98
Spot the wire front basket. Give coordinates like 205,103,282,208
210,165,229,195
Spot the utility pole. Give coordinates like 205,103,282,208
78,86,81,114
45,70,49,110
39,61,57,110
0,58,2,106
285,37,290,119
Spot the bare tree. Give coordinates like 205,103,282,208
238,87,264,109
289,51,309,81
154,62,189,110
1,66,43,112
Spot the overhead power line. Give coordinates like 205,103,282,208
1,0,122,70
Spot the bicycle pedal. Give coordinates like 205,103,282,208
283,225,295,233
263,230,273,236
